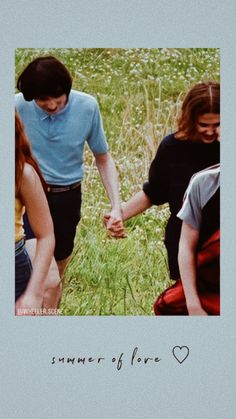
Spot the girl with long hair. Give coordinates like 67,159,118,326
105,81,220,313
15,111,55,315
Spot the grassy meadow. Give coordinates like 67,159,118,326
15,48,220,315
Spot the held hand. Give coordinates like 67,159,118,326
15,291,44,316
103,209,126,238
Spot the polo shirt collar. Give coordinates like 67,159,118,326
33,97,70,121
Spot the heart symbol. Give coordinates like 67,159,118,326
172,346,189,364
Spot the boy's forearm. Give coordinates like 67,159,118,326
95,152,121,213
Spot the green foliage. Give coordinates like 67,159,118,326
15,48,220,315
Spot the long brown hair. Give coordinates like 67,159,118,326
15,111,46,197
175,81,220,141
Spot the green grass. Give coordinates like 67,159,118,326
15,48,220,315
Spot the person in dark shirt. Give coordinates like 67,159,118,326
105,81,220,283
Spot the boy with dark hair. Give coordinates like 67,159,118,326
16,55,124,278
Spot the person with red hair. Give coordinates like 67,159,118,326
15,111,57,315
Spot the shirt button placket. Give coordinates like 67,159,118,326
48,115,55,139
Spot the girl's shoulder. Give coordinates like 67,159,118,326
20,164,43,204
159,133,179,149
23,162,36,177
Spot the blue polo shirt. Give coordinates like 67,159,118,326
15,90,109,185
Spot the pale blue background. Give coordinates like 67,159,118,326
0,1,236,418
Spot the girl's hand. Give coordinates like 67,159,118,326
103,213,126,238
15,291,43,316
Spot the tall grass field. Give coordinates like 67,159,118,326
15,48,220,315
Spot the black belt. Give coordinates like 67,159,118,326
47,181,81,193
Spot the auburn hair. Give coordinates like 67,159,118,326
175,81,220,141
15,111,46,196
